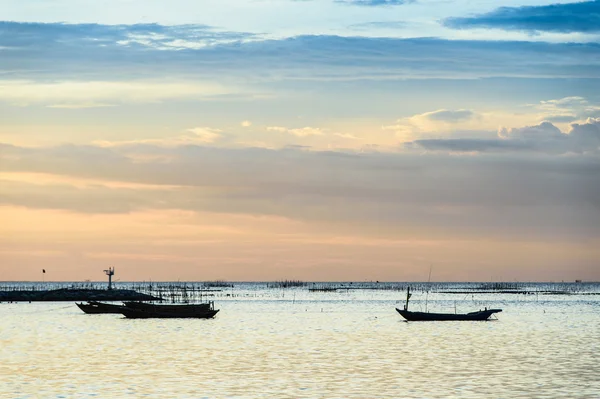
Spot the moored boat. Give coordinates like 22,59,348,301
123,301,212,312
396,307,502,321
120,301,219,319
120,307,219,319
76,301,126,314
396,287,502,321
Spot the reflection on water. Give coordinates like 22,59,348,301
1,283,599,398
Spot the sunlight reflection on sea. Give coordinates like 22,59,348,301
1,283,599,398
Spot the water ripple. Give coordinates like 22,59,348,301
1,288,599,398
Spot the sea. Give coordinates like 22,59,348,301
1,282,599,399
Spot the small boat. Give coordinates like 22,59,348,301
123,301,212,312
76,301,126,314
120,301,219,319
396,287,502,321
396,307,502,321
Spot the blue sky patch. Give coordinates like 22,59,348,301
444,0,600,33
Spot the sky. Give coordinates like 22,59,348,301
0,0,599,282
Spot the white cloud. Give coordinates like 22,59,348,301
267,126,324,137
420,109,474,122
407,119,600,154
267,126,287,133
0,80,233,107
384,101,600,144
383,109,478,141
538,97,587,109
186,127,222,143
334,133,363,140
289,127,324,137
498,121,563,140
93,127,222,148
530,96,600,124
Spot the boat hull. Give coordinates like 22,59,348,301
120,308,219,319
123,301,212,312
396,308,501,321
76,301,125,314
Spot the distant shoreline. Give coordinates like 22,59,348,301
0,280,596,284
0,288,158,302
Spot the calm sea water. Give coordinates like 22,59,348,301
1,282,599,399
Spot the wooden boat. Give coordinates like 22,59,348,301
120,308,219,319
76,301,125,314
396,287,502,321
120,301,219,319
123,301,212,312
396,307,502,321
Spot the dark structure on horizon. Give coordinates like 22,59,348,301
104,267,115,290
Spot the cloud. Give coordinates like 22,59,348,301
1,142,599,240
529,96,600,124
0,21,257,50
539,97,589,109
348,21,408,30
542,115,578,123
337,0,413,7
407,119,600,154
422,109,474,122
404,138,532,153
267,126,324,137
2,22,600,84
0,178,162,214
383,109,477,140
289,127,324,137
381,98,599,145
46,102,116,109
266,126,287,133
185,128,222,143
0,80,232,107
444,1,600,33
93,127,223,147
570,118,600,149
334,133,363,140
498,121,563,140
